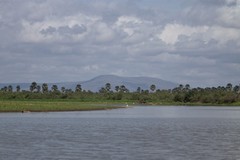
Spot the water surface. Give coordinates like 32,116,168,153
1,106,240,160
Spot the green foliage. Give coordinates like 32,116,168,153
150,84,156,92
16,85,21,92
75,84,82,92
30,82,37,92
42,83,48,93
0,82,240,105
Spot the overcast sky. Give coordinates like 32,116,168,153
0,0,239,87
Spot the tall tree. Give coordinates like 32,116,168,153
226,83,233,91
7,85,13,92
51,85,58,92
115,86,120,92
233,85,240,93
120,85,129,93
105,83,111,92
42,83,48,93
150,84,156,92
2,86,7,92
30,82,37,92
75,84,82,92
36,85,41,93
16,85,21,92
179,84,184,91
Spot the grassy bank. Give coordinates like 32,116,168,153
1,99,239,113
0,100,125,112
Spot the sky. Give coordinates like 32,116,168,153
0,0,240,87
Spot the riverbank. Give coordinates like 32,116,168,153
148,101,240,106
0,99,239,113
0,100,127,112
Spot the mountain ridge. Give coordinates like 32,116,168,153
0,75,178,92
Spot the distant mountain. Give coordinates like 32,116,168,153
81,75,178,92
0,75,178,92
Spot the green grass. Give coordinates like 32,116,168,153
1,99,239,112
0,100,125,112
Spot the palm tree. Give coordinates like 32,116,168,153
226,83,233,91
115,86,120,92
16,85,21,92
75,84,82,92
233,85,240,93
51,85,58,92
7,85,13,92
120,85,127,92
36,85,41,93
179,84,184,91
105,83,111,92
30,82,37,92
150,84,156,92
42,83,48,93
2,86,7,92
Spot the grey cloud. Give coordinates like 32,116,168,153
181,0,240,27
58,25,87,35
40,26,56,35
0,0,239,87
40,24,87,36
196,0,237,7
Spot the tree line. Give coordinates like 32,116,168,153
0,82,240,104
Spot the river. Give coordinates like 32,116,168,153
1,106,240,160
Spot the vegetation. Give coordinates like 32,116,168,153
0,82,240,112
0,100,121,112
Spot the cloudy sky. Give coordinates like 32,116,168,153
0,0,239,87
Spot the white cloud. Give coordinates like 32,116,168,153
217,4,240,28
114,15,154,39
83,65,100,71
116,16,143,27
159,23,240,48
20,14,101,43
93,22,115,43
207,26,240,44
159,24,208,45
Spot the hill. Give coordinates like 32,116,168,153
81,75,178,92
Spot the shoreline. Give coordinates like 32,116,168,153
0,100,128,113
0,106,127,113
0,100,239,113
0,107,127,113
